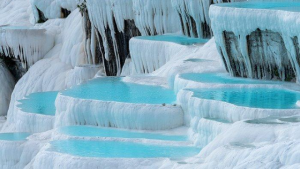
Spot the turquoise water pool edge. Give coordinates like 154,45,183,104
62,77,176,105
17,91,58,116
60,126,187,141
0,133,30,141
49,140,200,158
136,35,209,45
214,2,300,12
189,88,300,109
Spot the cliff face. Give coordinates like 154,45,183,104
0,55,26,81
83,8,141,76
0,60,15,116
222,30,295,81
210,2,300,82
84,0,180,76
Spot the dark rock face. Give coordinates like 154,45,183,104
36,7,48,23
0,54,26,81
36,7,71,23
178,13,200,38
220,29,295,81
61,8,71,18
292,37,300,72
83,11,141,76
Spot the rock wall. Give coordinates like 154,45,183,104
210,2,300,82
222,30,295,81
84,0,180,76
0,60,15,116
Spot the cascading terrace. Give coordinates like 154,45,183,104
2,0,300,168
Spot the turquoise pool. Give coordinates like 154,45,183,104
60,126,187,141
62,77,176,104
17,91,58,116
184,59,211,63
203,117,231,124
49,140,200,158
279,116,300,123
180,73,278,85
215,2,300,12
136,35,209,45
246,118,285,125
0,133,30,141
190,88,300,109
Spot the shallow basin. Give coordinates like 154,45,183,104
60,126,187,141
180,73,278,85
0,133,30,141
190,88,300,109
17,91,58,116
62,77,176,105
49,140,200,158
136,35,209,45
215,2,300,12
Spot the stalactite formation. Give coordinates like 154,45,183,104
172,0,245,39
0,26,55,80
210,2,300,82
84,0,181,76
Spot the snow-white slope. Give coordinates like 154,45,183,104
0,0,31,26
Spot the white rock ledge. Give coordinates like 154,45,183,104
15,107,54,133
178,90,300,123
55,94,184,130
0,26,55,67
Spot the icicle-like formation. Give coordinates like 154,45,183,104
86,0,141,76
0,27,55,68
31,0,84,22
85,0,183,75
133,0,181,35
210,2,300,82
0,61,15,116
171,0,245,38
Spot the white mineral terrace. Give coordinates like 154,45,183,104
0,26,55,67
1,0,300,168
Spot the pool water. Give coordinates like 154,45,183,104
184,59,211,63
49,140,200,158
60,126,187,141
246,118,285,125
62,77,176,104
190,88,300,109
203,117,231,124
180,73,278,85
0,133,30,141
136,35,209,45
17,91,58,115
279,116,300,123
215,2,300,12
